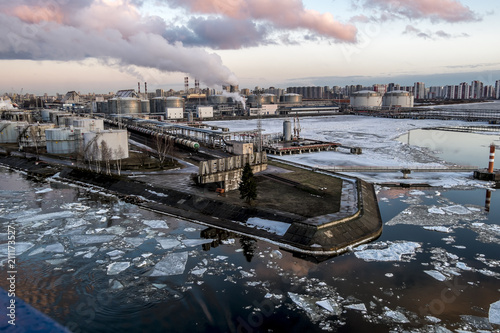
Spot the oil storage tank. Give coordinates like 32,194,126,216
0,121,28,143
83,130,129,161
382,90,414,108
45,127,86,154
108,97,141,115
73,118,104,132
141,100,150,114
262,94,277,104
208,95,228,104
283,120,292,141
280,93,302,104
350,90,383,109
150,97,166,114
41,109,52,122
166,96,185,108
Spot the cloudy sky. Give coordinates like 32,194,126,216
0,0,498,95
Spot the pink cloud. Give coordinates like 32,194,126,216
366,0,479,22
166,0,357,42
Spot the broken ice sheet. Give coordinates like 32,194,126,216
288,292,325,322
344,303,367,312
181,239,214,247
107,262,130,275
147,252,188,277
354,241,421,262
424,270,447,281
156,238,181,250
70,235,116,245
489,300,500,325
384,310,409,324
423,226,453,233
316,299,342,316
143,220,169,229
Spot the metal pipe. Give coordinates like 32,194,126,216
488,144,495,173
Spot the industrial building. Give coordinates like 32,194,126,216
382,90,414,108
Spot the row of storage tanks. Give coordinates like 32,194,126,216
94,93,304,115
350,90,414,109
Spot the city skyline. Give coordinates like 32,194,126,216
0,0,499,95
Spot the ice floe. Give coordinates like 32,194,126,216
181,238,214,247
143,220,169,229
35,188,53,194
70,235,116,245
156,238,181,250
424,270,447,281
344,303,367,312
107,262,130,275
354,241,421,262
423,226,453,233
384,309,409,323
147,252,188,277
489,300,500,325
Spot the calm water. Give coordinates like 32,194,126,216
1,155,499,331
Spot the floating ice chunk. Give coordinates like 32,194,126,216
143,220,169,229
245,217,290,236
111,216,121,220
423,226,453,233
425,316,441,323
442,205,471,215
384,310,409,323
96,209,108,215
152,284,167,289
428,207,446,215
107,262,130,275
104,226,126,235
156,238,181,250
61,203,90,211
123,237,144,248
385,273,394,278
0,242,34,257
460,315,492,330
288,292,323,321
240,270,254,278
16,211,74,224
424,270,447,281
354,241,421,262
191,268,207,277
316,299,341,315
146,189,168,197
478,269,499,277
183,227,197,232
214,255,228,261
456,262,472,271
270,250,283,259
221,239,236,245
345,303,367,312
2,208,42,220
467,207,481,212
110,280,123,290
107,250,125,258
489,300,500,325
70,235,115,245
181,239,214,247
46,258,68,265
35,188,52,194
29,247,46,256
147,252,188,277
409,190,426,196
45,243,65,253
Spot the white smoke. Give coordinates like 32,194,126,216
222,91,246,110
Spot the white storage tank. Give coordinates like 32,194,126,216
117,97,140,114
262,94,277,104
17,123,55,148
382,90,414,108
41,109,52,122
280,93,302,104
72,118,104,132
45,127,83,154
83,130,129,161
0,121,28,143
283,120,292,141
350,90,383,109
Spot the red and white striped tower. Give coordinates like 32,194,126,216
485,190,492,212
138,82,141,94
488,144,495,173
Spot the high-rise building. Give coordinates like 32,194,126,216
471,80,483,99
156,89,164,98
414,82,425,99
495,80,500,99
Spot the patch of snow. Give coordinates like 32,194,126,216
245,217,290,236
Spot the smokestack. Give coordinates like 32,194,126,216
138,82,141,94
488,144,495,173
195,79,200,94
184,77,189,93
145,82,148,97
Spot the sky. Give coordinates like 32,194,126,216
0,0,499,95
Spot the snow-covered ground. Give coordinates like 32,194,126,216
206,115,497,188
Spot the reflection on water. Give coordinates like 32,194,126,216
0,168,499,332
398,129,500,167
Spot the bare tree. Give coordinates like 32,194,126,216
154,133,170,169
28,126,42,159
101,140,112,175
115,146,124,176
91,141,101,173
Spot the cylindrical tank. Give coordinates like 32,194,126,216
61,117,78,127
108,98,118,114
283,120,292,141
83,130,129,161
41,109,51,122
96,101,109,114
382,90,414,108
350,90,383,109
141,100,150,114
261,94,277,104
209,95,228,104
0,121,28,143
72,118,104,132
280,93,302,104
45,128,78,154
150,97,166,114
166,96,185,108
117,97,140,114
